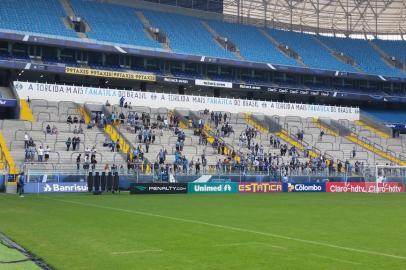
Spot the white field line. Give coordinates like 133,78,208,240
44,197,406,261
310,253,362,265
213,242,287,250
111,249,162,255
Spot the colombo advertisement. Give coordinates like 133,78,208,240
284,183,326,192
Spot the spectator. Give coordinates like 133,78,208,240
352,147,356,158
119,96,125,107
66,137,72,151
67,115,72,124
73,116,78,124
106,100,111,106
319,130,325,141
76,154,81,170
51,125,58,134
46,124,51,134
37,146,44,162
73,125,78,134
44,146,50,162
24,132,29,149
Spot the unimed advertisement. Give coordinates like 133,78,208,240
238,182,283,193
130,183,188,194
283,183,326,192
188,183,238,194
326,182,404,193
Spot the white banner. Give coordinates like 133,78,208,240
195,79,233,89
13,81,359,120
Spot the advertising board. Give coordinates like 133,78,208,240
238,182,283,193
326,182,404,193
24,182,88,193
284,183,326,192
130,183,188,194
188,183,238,194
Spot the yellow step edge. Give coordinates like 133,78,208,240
78,106,91,124
312,118,338,137
346,133,405,166
355,120,390,140
0,132,18,175
19,99,35,122
245,113,319,159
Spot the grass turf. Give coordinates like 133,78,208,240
0,193,406,270
0,242,40,270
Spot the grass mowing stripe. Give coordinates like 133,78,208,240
43,196,406,261
213,242,288,250
111,250,162,255
310,253,362,265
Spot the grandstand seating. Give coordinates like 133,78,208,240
70,0,161,48
207,21,297,65
318,36,405,77
142,10,235,59
0,0,76,38
364,110,406,124
268,29,357,72
1,100,125,171
373,39,406,66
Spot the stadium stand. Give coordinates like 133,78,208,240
267,29,357,72
0,0,76,38
142,10,236,58
69,0,162,48
364,110,406,124
318,35,405,77
207,20,297,65
0,100,126,172
373,39,406,66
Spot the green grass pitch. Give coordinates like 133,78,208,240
0,193,406,270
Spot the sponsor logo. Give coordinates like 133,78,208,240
163,77,189,84
195,79,232,89
130,183,188,194
238,84,261,90
43,183,88,192
65,67,156,81
0,98,17,107
285,183,325,192
326,182,404,193
238,182,283,193
188,183,238,193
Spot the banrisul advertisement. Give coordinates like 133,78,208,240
283,183,326,192
188,183,238,194
130,183,187,194
24,182,88,193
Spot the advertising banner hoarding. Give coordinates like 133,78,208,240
326,182,404,193
284,183,326,192
238,182,283,193
130,183,188,194
188,183,238,194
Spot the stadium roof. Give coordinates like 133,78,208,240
222,0,406,36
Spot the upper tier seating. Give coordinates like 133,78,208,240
0,0,76,38
373,39,406,66
318,36,405,78
268,29,357,72
70,0,161,48
365,110,406,124
207,21,297,65
142,10,236,59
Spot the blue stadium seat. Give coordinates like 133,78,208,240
70,0,161,49
365,110,406,124
372,39,406,66
207,21,296,65
142,10,236,59
318,36,405,78
0,0,76,38
268,29,357,72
